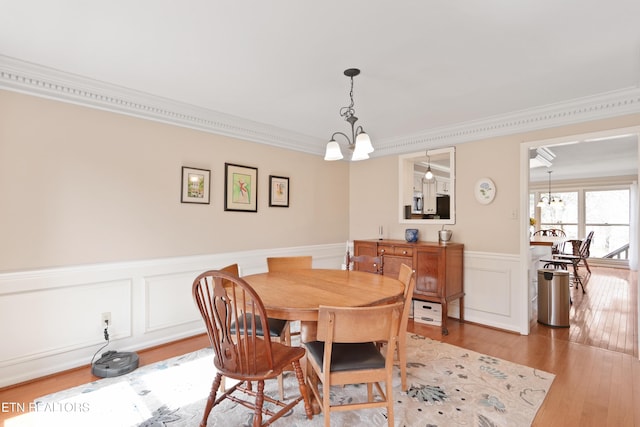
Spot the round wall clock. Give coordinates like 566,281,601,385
474,177,496,204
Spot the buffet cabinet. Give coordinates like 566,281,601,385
353,239,464,335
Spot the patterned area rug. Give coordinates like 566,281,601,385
23,335,554,426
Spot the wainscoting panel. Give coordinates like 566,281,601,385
0,245,525,387
0,279,132,367
0,243,345,387
462,251,524,333
144,271,203,333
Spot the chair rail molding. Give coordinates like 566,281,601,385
2,54,640,158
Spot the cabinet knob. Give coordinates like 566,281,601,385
402,250,408,255
380,249,386,253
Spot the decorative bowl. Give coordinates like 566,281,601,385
405,228,419,243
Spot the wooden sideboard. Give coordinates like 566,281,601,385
353,239,464,335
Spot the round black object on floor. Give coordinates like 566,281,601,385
91,350,139,378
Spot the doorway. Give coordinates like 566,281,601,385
520,126,640,358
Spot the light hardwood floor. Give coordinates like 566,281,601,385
1,267,638,426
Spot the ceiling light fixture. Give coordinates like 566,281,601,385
537,170,564,207
324,68,374,161
424,151,435,182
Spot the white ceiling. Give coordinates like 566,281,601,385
1,1,640,175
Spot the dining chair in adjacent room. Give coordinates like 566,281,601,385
533,228,567,253
192,269,312,427
219,263,289,399
346,253,384,275
304,301,403,427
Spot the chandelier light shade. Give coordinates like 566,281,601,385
537,170,564,207
324,68,374,161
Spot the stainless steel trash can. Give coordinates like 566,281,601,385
537,269,570,327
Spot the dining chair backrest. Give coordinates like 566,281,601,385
266,256,312,271
192,269,274,375
579,231,594,259
316,301,403,344
347,253,384,275
398,264,416,335
533,228,566,237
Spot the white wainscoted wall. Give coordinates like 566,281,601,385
0,244,524,388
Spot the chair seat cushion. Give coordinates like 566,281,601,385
231,315,288,338
305,341,385,372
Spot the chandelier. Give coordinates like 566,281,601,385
537,170,564,207
324,68,374,161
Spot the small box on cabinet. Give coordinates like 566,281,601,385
413,300,442,326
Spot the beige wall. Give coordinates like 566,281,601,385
0,90,349,271
349,114,640,254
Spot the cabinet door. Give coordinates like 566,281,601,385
414,247,443,296
383,255,412,278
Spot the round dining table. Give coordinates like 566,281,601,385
243,268,405,414
242,268,405,323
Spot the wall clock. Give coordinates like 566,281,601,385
474,177,496,204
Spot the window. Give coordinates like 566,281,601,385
585,189,630,258
539,191,578,239
530,186,631,261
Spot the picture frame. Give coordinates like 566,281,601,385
181,167,210,204
224,163,258,212
269,175,289,207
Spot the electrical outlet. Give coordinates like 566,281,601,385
101,312,111,327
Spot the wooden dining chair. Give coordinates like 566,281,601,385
396,263,416,391
346,253,384,275
304,301,403,427
533,228,567,253
192,269,313,427
266,255,312,271
266,256,312,346
219,263,289,399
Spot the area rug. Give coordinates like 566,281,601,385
19,335,554,427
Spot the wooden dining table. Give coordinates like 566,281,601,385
243,268,405,325
242,268,405,414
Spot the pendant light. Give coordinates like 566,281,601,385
537,170,564,207
424,152,435,182
324,68,374,161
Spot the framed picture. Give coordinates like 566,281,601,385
181,167,210,204
224,163,258,212
269,175,289,207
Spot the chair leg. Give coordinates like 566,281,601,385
201,373,223,427
292,360,313,420
398,333,408,391
253,380,265,427
386,376,395,427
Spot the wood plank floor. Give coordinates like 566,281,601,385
530,266,638,357
1,266,638,426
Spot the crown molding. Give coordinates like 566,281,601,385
2,55,639,159
374,86,640,157
0,55,325,156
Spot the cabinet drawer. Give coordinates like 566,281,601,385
378,245,412,257
413,301,442,326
